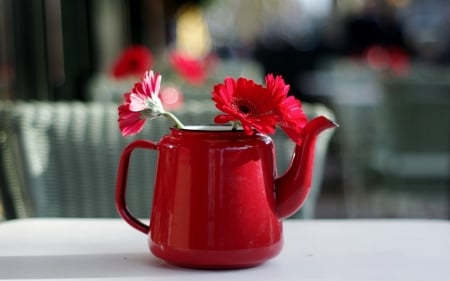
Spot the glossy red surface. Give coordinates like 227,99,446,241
276,116,338,218
116,117,337,269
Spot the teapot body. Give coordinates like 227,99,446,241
116,126,283,268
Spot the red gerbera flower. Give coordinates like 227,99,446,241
212,74,308,143
212,77,282,135
118,71,164,136
111,45,153,79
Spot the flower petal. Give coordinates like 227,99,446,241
265,74,290,104
276,96,308,144
118,103,146,136
214,114,235,124
142,70,162,97
129,93,148,112
117,70,166,136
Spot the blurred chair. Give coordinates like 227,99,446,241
314,62,382,217
372,75,450,182
366,74,450,218
0,100,335,220
321,62,449,218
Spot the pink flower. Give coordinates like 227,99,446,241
128,71,162,112
118,71,164,136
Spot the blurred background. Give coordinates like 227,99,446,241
0,0,449,219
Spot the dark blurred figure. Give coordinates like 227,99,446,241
343,0,407,55
254,37,332,103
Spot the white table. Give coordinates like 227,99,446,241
0,219,449,281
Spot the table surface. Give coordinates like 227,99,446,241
0,218,449,281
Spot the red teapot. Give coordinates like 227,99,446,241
116,116,337,268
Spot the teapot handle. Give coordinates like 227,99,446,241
115,139,158,234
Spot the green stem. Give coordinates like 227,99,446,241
163,111,185,129
231,120,240,130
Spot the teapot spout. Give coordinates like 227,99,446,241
275,116,338,219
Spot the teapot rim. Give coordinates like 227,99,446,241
172,125,243,132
